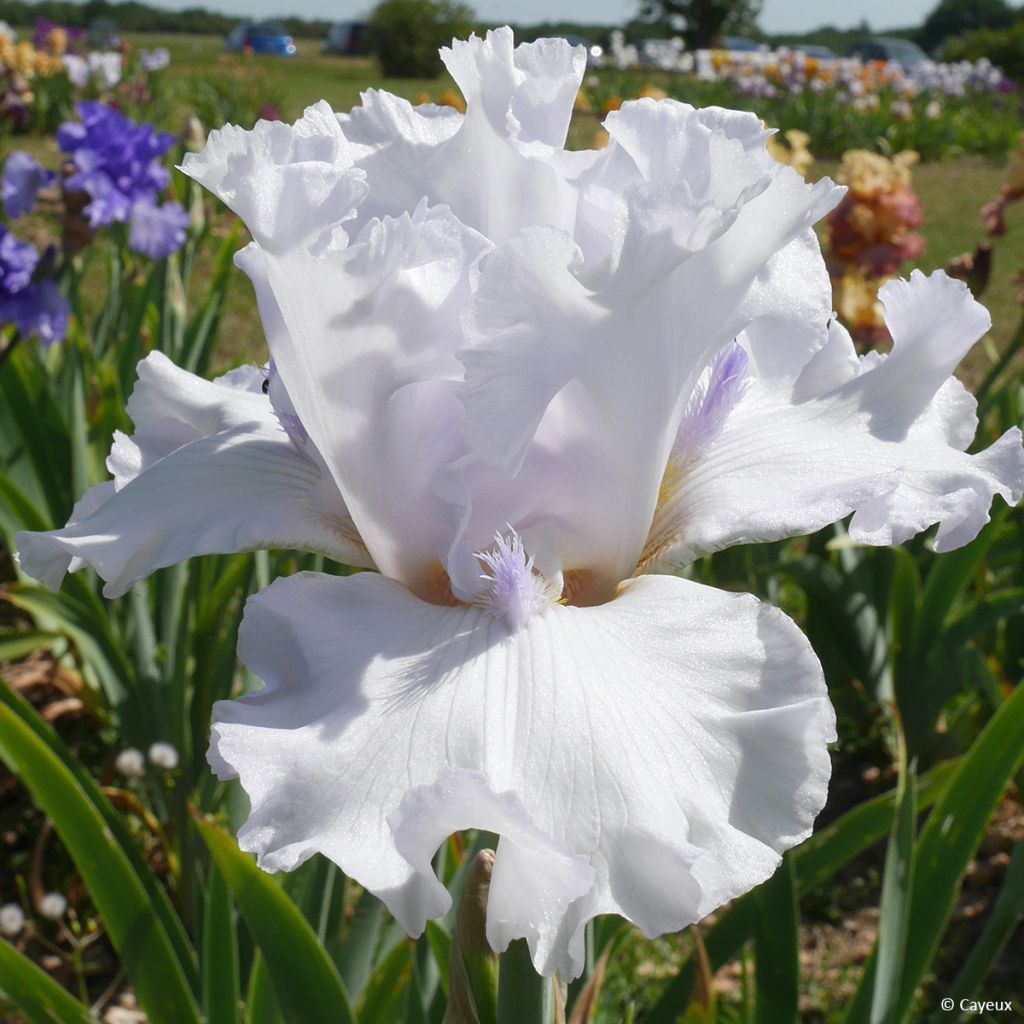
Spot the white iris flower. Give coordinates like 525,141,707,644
17,29,1024,980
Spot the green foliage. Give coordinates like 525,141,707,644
0,0,235,35
635,0,763,48
0,682,203,1024
917,0,1017,55
367,0,475,78
0,939,94,1024
943,21,1024,82
193,813,356,1024
183,69,288,131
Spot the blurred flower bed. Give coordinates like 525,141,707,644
0,19,173,135
572,34,1021,161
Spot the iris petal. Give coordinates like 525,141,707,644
212,570,834,979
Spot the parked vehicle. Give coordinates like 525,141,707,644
794,44,836,61
846,36,928,68
323,20,369,56
88,16,120,48
721,35,760,52
223,21,297,57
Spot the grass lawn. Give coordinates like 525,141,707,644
122,30,456,117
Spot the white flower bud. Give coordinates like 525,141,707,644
115,747,146,778
0,902,25,936
38,892,67,920
148,741,179,770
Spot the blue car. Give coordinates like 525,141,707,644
224,21,297,56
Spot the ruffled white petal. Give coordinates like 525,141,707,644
16,353,368,596
424,29,591,244
642,270,1024,570
180,101,367,252
456,101,842,596
338,90,462,228
442,30,584,148
211,569,834,979
251,204,491,597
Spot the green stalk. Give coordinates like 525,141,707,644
497,940,556,1024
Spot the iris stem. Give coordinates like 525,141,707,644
496,939,559,1024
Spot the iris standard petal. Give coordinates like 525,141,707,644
456,102,842,596
16,353,367,596
642,270,1024,570
253,204,491,597
425,28,591,244
210,569,834,980
338,89,461,228
180,101,368,252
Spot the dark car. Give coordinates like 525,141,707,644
847,36,927,69
224,21,297,57
323,21,368,56
721,35,760,52
89,16,120,48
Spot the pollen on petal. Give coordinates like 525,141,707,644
477,531,559,630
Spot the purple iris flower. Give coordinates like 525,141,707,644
0,279,71,346
33,18,59,49
129,198,189,259
0,228,70,346
0,227,39,294
58,102,175,228
2,152,56,219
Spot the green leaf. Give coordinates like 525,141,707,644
358,939,415,1024
0,680,198,991
846,684,1024,1023
932,588,1024,663
0,629,63,662
246,952,282,1024
300,856,347,964
338,888,387,1001
887,548,920,683
774,555,887,693
0,691,202,1024
910,516,1004,667
867,747,917,1024
0,938,95,1024
643,759,958,1023
497,940,556,1024
203,865,241,1024
0,475,49,537
0,343,72,526
424,920,452,999
894,683,1024,1020
793,758,955,895
941,840,1024,1018
182,221,242,377
753,854,799,1024
65,341,92,503
6,584,135,723
192,812,356,1024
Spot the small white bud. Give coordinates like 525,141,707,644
38,892,67,920
115,747,146,778
0,902,25,936
148,742,179,770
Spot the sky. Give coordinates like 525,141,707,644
155,0,938,33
